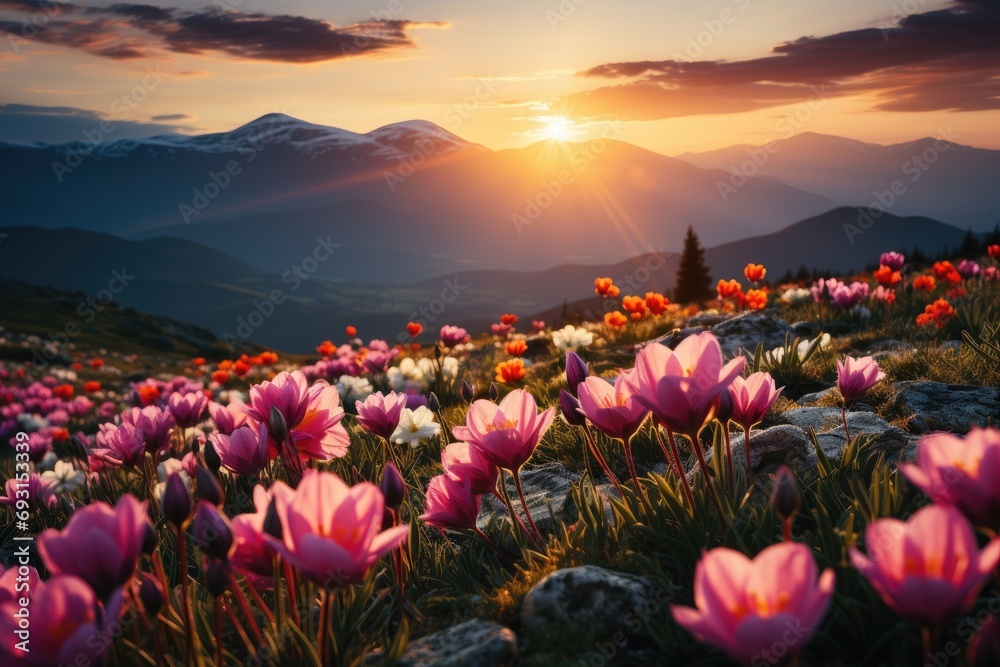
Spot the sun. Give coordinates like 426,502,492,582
540,116,576,141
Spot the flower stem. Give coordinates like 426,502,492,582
622,438,651,513
841,405,851,443
583,427,625,500
742,422,755,486
175,527,196,667
317,589,333,667
659,428,695,507
722,422,734,495
512,470,543,546
686,430,728,526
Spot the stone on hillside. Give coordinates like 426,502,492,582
478,463,579,536
723,425,815,480
521,566,665,650
892,382,1000,433
812,412,917,464
796,387,838,405
711,311,794,358
397,620,518,667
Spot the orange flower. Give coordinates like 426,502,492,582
644,292,670,315
744,263,766,283
407,322,424,337
594,277,621,298
88,359,104,369
53,384,74,399
83,381,101,393
261,351,278,364
504,339,528,357
916,298,956,329
137,385,160,406
943,270,962,285
191,357,206,367
873,265,901,287
345,325,358,338
234,360,251,376
317,340,336,356
744,288,768,310
622,295,647,319
495,359,526,384
913,275,936,292
989,244,1000,259
716,279,742,299
500,313,519,326
932,261,955,278
946,286,968,300
604,311,628,328
212,370,230,384
70,363,83,371
52,428,70,444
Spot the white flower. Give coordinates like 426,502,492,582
41,460,85,493
765,333,831,365
552,325,594,352
780,287,813,304
154,458,191,501
336,375,373,403
390,406,441,447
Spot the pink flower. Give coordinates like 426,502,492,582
168,391,209,428
836,355,885,402
264,470,408,587
576,372,648,442
880,252,905,271
729,372,782,428
230,484,295,589
441,442,499,495
454,389,555,471
957,259,980,278
355,391,408,441
440,325,470,347
628,332,745,435
38,494,149,600
849,504,1000,626
122,405,175,456
671,542,834,666
212,423,269,477
900,428,1000,528
91,422,146,469
0,474,57,512
420,474,480,530
0,565,39,606
0,574,124,667
208,399,248,435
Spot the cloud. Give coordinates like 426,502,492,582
150,113,191,121
568,0,1000,119
0,2,448,63
0,103,194,142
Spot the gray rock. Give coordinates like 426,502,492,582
791,320,819,337
782,407,843,431
686,312,729,327
796,387,838,405
892,382,1000,433
397,620,518,667
478,463,580,536
710,311,795,358
521,566,663,649
811,412,917,464
867,339,913,353
723,425,815,480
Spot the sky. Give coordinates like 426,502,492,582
1,0,999,154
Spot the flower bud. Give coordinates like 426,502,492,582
139,575,164,615
427,392,440,412
380,462,406,510
161,471,193,529
205,558,230,597
565,351,590,397
716,390,734,423
269,405,289,444
460,379,475,403
203,439,221,473
141,522,159,555
559,389,586,427
193,502,234,560
196,466,224,506
971,617,1000,667
263,496,283,539
771,466,800,521
489,383,499,401
382,506,396,531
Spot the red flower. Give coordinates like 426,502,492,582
644,292,670,315
744,288,768,310
500,313,519,326
494,359,526,384
212,370,230,384
234,360,251,376
873,265,901,287
916,298,957,329
88,359,104,369
191,357,206,367
594,277,620,298
317,340,336,356
53,384,74,399
743,263,766,283
989,244,1000,259
137,385,160,406
913,275,936,292
604,311,628,328
504,340,528,356
622,295,647,319
345,325,358,338
52,427,70,443
716,279,742,300
407,322,423,337
83,381,101,393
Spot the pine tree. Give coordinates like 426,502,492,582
674,226,712,304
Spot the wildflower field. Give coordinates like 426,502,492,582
2,247,1000,667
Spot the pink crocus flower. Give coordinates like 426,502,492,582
957,259,980,279
576,372,649,443
900,428,1000,529
420,474,481,531
168,391,209,428
230,484,294,589
90,422,146,469
671,542,835,666
440,325,470,347
0,574,124,666
628,332,745,436
212,423,270,477
208,399,248,435
880,252,906,271
836,355,885,402
441,442,500,495
849,504,1000,626
122,405,175,456
0,473,57,512
454,389,555,472
264,470,409,587
38,494,149,600
0,564,39,605
729,372,782,429
355,391,408,442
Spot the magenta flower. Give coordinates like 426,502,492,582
441,441,500,495
91,422,146,469
0,565,39,606
671,542,834,666
420,474,480,531
880,251,905,271
957,259,980,278
836,355,885,402
628,332,745,436
208,399,248,435
264,470,409,587
0,473,57,512
900,427,1000,529
355,391,408,442
440,325,470,347
38,494,149,600
230,484,294,589
576,373,649,442
0,574,124,667
729,372,782,428
122,405,175,456
212,423,269,477
455,389,555,472
168,391,209,428
850,504,1000,626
